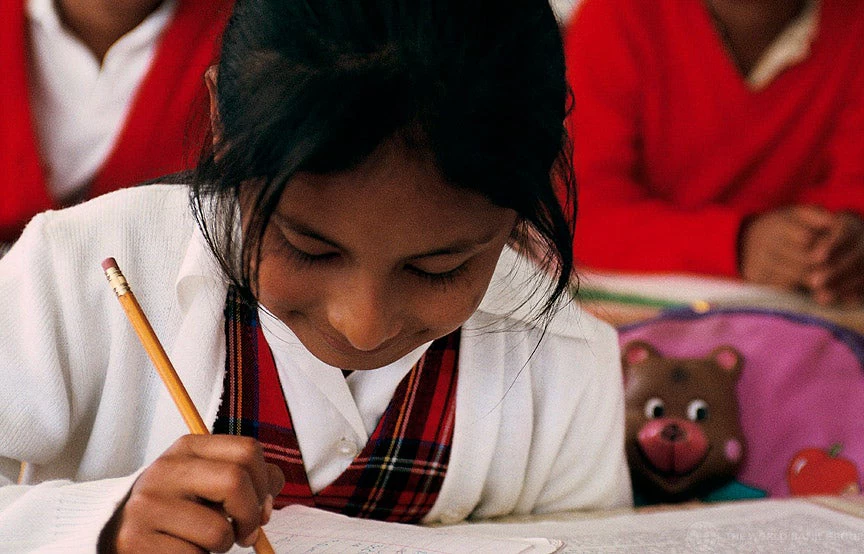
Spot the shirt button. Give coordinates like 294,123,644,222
337,437,359,458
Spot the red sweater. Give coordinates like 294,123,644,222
564,0,864,277
0,0,233,243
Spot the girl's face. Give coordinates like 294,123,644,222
253,144,518,371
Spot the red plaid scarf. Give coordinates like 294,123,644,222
214,288,459,522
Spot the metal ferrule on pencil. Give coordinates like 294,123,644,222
104,267,131,297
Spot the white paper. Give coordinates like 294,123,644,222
228,505,562,553
580,270,806,306
458,499,864,553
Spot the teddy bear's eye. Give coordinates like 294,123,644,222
687,399,710,421
644,397,665,419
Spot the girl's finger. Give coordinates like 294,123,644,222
123,532,208,554
123,495,236,553
169,434,284,501
132,454,266,545
266,462,286,498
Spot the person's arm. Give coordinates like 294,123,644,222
796,48,864,217
529,318,632,513
0,212,285,552
565,2,744,277
792,53,864,303
0,217,139,551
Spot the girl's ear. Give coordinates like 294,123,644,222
205,66,222,146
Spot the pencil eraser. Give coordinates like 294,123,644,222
101,257,118,271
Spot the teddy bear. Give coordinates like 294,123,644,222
622,340,764,504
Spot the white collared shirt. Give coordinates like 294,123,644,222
258,309,432,493
26,0,176,201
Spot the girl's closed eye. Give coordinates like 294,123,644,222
272,232,341,267
406,261,468,287
289,244,341,267
287,244,339,266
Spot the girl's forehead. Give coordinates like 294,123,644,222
272,150,516,255
285,142,489,216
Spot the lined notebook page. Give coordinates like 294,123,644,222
227,505,562,553
458,499,864,553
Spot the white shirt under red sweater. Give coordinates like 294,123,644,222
565,0,864,277
26,0,176,202
0,0,233,245
0,186,631,551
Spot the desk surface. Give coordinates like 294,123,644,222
577,270,864,334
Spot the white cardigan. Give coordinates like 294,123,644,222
0,186,631,552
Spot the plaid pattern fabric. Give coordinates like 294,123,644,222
214,288,459,522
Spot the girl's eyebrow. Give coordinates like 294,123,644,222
271,212,501,259
272,213,341,249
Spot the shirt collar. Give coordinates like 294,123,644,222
747,0,820,90
25,0,62,31
174,215,228,314
475,244,589,340
26,0,177,58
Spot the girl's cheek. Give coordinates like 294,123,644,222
419,287,485,330
257,260,323,311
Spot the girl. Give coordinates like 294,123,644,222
0,0,631,551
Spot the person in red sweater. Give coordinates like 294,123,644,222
0,0,233,251
565,0,864,305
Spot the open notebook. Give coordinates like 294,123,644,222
228,498,864,553
227,505,560,553
460,498,864,553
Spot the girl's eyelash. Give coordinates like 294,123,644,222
287,246,337,267
275,234,338,267
406,264,467,287
278,233,468,287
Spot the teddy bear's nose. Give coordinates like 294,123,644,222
662,423,686,442
638,418,710,475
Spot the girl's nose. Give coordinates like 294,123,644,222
327,278,402,352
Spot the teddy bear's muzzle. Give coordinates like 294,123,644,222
637,418,709,475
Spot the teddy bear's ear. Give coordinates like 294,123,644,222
709,345,743,379
622,341,659,369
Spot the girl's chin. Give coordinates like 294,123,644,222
305,344,407,371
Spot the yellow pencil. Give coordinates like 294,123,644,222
102,257,276,554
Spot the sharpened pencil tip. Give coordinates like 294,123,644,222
101,257,118,271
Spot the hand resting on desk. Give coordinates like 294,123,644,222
739,206,864,306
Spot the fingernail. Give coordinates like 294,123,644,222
242,528,260,547
262,494,273,525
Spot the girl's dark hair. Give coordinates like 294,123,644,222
191,0,577,321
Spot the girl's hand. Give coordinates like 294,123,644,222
100,434,285,553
